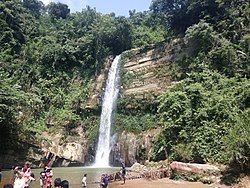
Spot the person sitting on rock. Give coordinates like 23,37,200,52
103,174,109,188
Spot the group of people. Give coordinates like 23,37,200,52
81,162,126,188
81,173,109,188
39,166,53,188
2,163,36,188
39,167,69,188
1,161,127,188
52,178,69,188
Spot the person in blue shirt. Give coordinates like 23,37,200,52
100,174,108,188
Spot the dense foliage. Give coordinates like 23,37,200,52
149,0,249,170
153,72,249,164
0,0,165,155
0,0,249,171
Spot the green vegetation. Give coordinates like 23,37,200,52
153,72,249,165
0,0,165,156
149,0,249,171
0,0,249,173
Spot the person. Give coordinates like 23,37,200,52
14,171,25,188
24,167,35,188
45,167,53,188
3,184,13,188
81,174,87,187
60,180,69,188
22,163,30,174
121,162,126,184
39,168,47,188
101,175,108,188
99,174,106,188
0,167,2,183
11,166,19,184
54,178,61,188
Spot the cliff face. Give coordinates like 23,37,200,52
21,40,187,167
121,39,187,97
110,129,161,166
85,39,188,109
24,126,87,167
112,39,189,165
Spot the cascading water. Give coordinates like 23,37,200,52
94,55,121,167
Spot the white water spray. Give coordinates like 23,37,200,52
94,55,121,167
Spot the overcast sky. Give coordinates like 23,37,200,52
40,0,152,16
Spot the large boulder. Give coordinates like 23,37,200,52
130,162,148,172
170,161,221,175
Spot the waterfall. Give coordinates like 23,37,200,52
94,55,121,167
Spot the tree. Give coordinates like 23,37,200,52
154,71,250,163
0,68,23,153
47,2,70,19
0,0,36,56
150,0,190,33
23,0,45,19
150,0,221,34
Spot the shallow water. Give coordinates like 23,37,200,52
1,167,119,188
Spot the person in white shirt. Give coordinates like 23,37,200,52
81,174,87,187
14,171,25,188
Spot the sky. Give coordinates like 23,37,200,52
40,0,152,16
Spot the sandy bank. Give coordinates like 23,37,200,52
109,178,221,188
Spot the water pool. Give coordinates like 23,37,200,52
1,167,119,188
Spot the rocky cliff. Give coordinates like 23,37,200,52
111,39,189,166
21,39,188,167
87,39,188,109
121,39,188,97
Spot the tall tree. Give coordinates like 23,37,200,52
150,0,221,34
23,0,45,19
47,2,70,19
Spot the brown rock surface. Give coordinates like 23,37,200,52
170,161,221,175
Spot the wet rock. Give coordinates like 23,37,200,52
111,129,161,166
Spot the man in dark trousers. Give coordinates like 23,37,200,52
121,162,126,184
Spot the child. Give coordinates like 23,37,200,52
81,174,87,187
